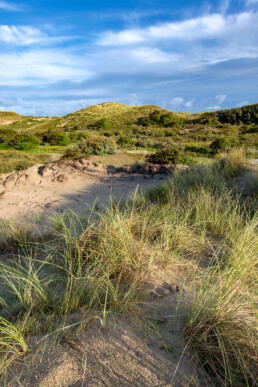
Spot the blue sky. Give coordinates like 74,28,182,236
0,0,257,116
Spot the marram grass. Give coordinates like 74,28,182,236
0,149,257,385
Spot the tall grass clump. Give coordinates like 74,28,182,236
0,256,51,315
0,317,28,354
145,150,257,384
213,148,246,178
185,217,258,385
50,203,156,316
0,220,35,252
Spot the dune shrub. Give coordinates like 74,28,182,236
146,147,180,164
0,129,17,144
78,135,117,155
117,136,135,147
8,134,40,151
43,131,71,146
69,131,90,142
210,137,240,154
61,147,89,160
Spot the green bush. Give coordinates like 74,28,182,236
61,148,88,160
0,129,17,144
146,147,180,164
117,136,135,146
78,135,117,155
69,131,90,142
177,154,197,165
185,144,211,155
44,131,71,146
210,138,239,154
96,117,111,130
8,134,40,151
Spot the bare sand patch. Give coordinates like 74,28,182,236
6,269,209,387
0,159,175,221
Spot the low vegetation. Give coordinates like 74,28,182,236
0,150,257,385
62,135,117,159
0,151,49,173
0,102,257,172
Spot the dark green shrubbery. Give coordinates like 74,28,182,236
43,131,71,146
8,134,40,150
93,117,112,130
200,104,258,125
210,137,240,154
141,111,184,128
146,147,180,164
117,136,136,147
217,104,258,125
185,144,211,155
147,145,198,165
177,154,197,165
69,131,90,142
0,129,17,144
62,135,117,160
78,135,117,155
61,148,88,160
141,110,161,125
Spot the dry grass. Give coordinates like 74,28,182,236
0,219,36,252
214,148,246,178
0,150,257,385
0,151,49,174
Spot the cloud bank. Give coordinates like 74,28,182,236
0,5,257,115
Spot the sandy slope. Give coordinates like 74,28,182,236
0,159,214,386
0,159,173,221
7,268,209,387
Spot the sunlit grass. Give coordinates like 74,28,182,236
0,150,257,385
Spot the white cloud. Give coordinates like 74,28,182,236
170,97,184,107
0,25,70,46
94,11,258,78
205,94,227,110
161,97,185,110
0,9,257,116
0,1,22,11
205,105,221,110
238,100,249,106
185,100,193,109
246,0,258,4
161,97,195,111
99,12,258,46
131,48,170,63
215,94,227,105
101,30,145,45
0,49,92,85
0,25,46,45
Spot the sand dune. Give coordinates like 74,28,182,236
0,159,175,221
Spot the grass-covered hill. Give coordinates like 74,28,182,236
0,102,257,173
